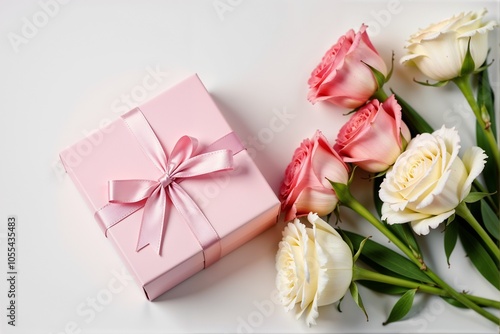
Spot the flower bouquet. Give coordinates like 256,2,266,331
275,9,500,328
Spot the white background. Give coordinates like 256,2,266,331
1,0,499,333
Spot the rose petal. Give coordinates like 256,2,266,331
460,146,487,201
311,223,353,271
381,203,430,224
302,294,319,327
408,32,465,80
433,126,461,166
307,212,340,237
293,187,338,218
414,157,468,214
311,134,349,188
308,213,353,306
410,210,455,235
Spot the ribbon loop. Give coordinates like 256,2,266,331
168,135,199,170
95,107,244,268
109,180,159,203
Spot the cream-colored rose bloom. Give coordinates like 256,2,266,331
275,213,353,326
401,9,498,81
379,126,487,235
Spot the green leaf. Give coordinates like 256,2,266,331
391,90,434,136
328,178,355,207
326,212,332,225
337,295,344,313
358,280,410,295
444,220,458,267
385,51,395,82
476,57,497,139
481,200,500,241
342,230,433,283
383,289,417,325
349,282,369,321
446,213,456,226
337,227,354,255
353,236,371,263
475,121,499,205
343,108,358,116
473,58,494,74
480,104,491,126
362,60,386,90
332,205,342,224
441,296,467,309
400,128,409,151
458,219,500,289
460,38,475,76
463,192,494,203
348,165,358,185
386,223,422,259
372,173,384,218
476,59,498,204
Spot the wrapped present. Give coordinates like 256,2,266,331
60,74,280,300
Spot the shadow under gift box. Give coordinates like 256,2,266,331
59,74,280,300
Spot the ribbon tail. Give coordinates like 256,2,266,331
136,186,168,254
95,201,145,236
168,183,221,267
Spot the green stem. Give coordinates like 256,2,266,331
453,76,500,171
456,201,500,261
353,266,500,309
371,87,389,101
346,193,423,267
466,294,500,310
335,184,500,324
424,267,500,324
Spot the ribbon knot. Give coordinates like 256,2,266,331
95,108,244,267
158,173,174,188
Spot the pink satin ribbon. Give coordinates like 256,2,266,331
94,107,244,267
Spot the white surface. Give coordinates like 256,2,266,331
0,0,499,333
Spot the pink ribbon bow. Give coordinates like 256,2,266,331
94,108,243,267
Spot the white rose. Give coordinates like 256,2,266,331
401,9,498,81
275,212,353,326
379,126,487,235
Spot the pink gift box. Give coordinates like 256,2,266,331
60,74,280,300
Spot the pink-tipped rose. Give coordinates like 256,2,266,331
308,24,388,109
280,131,349,222
334,95,411,173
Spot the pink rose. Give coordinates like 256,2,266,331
307,24,388,109
280,131,349,222
334,95,411,173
